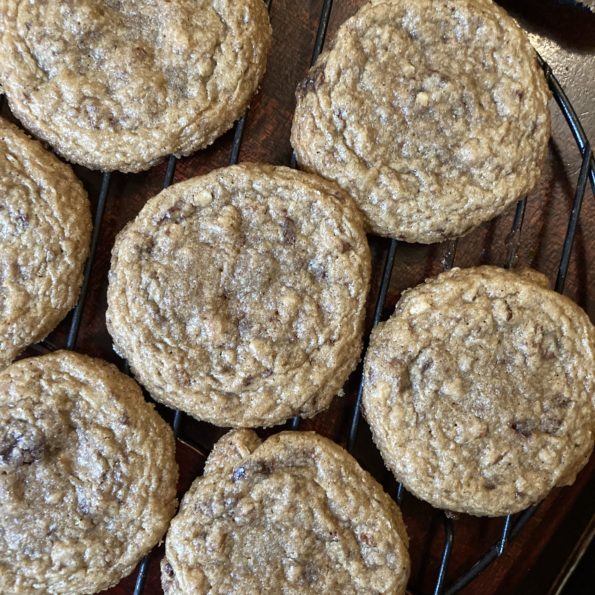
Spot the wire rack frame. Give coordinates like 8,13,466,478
6,0,592,593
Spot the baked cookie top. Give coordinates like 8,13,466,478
0,0,271,172
107,164,371,428
291,0,550,243
0,350,178,594
161,430,410,594
362,266,595,516
0,118,91,369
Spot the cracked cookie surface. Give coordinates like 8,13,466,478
0,0,271,172
161,430,409,594
363,266,595,516
291,0,550,242
0,350,178,594
0,117,91,369
106,164,371,427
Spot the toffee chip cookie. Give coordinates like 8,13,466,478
161,429,410,594
0,0,271,172
0,117,91,369
107,164,371,427
0,350,178,594
291,0,551,243
362,266,595,516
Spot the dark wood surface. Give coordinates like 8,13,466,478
7,1,594,594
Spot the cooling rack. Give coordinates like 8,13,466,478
3,0,594,593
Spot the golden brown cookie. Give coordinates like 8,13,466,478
161,430,410,594
291,0,550,243
106,164,371,428
0,117,91,369
0,0,271,172
362,266,595,516
0,350,178,594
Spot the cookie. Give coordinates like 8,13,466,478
291,0,550,243
0,1,272,172
0,117,91,369
0,350,178,594
106,164,371,428
362,266,595,516
161,430,410,594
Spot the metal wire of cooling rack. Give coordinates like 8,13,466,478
5,0,592,593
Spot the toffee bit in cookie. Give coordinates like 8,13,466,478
232,466,247,481
0,424,45,468
510,419,534,438
296,62,326,97
291,0,551,243
363,266,595,516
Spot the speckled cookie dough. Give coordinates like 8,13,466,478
161,430,410,594
0,0,272,172
106,163,371,428
0,350,178,594
291,0,550,243
362,266,595,516
0,117,91,369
